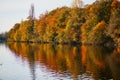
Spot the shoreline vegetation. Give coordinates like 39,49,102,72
1,0,120,47
0,32,7,42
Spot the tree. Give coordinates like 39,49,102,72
27,4,35,20
27,3,35,33
106,9,120,44
0,32,8,42
64,8,85,43
88,21,107,44
81,5,100,44
56,8,70,28
72,0,84,8
27,4,36,42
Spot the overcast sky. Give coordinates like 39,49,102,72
0,0,95,33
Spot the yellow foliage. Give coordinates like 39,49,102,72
93,21,107,31
81,22,88,43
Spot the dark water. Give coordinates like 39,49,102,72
0,43,120,80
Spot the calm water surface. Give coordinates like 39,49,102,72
0,43,120,80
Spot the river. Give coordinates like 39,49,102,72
0,42,120,80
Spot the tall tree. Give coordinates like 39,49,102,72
27,3,35,32
27,4,36,41
28,4,35,20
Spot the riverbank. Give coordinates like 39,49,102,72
6,40,119,48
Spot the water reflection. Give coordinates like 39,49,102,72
7,42,120,80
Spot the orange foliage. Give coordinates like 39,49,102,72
111,0,120,9
8,43,120,79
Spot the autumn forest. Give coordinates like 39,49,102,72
7,0,120,46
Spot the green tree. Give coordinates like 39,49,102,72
89,21,107,44
56,7,70,28
64,8,85,43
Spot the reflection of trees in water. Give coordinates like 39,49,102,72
7,42,120,80
8,43,36,80
106,48,120,80
83,46,112,80
27,45,36,80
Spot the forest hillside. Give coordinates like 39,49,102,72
7,0,120,46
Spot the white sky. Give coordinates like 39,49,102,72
0,0,95,33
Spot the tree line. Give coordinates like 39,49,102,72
0,32,8,42
7,0,120,46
